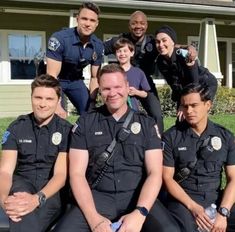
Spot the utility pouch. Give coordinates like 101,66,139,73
174,167,191,183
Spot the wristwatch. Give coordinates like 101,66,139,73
136,206,149,217
36,191,46,208
218,207,230,218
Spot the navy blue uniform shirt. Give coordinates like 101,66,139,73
47,27,104,80
71,105,161,193
163,120,235,201
1,113,72,190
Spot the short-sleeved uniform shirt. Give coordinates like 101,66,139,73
104,33,158,91
126,66,151,111
71,106,161,193
163,120,235,201
47,27,104,80
1,113,72,190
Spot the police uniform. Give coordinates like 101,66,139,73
162,120,235,232
104,33,164,134
1,113,72,232
53,106,180,232
156,48,218,106
47,27,104,114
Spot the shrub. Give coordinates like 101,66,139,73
157,85,235,117
212,86,235,114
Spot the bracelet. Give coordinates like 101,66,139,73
92,220,105,232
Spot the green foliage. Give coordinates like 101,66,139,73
212,86,235,114
157,85,235,116
157,86,177,117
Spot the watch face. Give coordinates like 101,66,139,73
219,207,230,217
37,192,46,207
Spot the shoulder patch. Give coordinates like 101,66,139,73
72,123,78,133
48,37,60,51
1,131,10,145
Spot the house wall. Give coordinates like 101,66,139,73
0,85,31,117
0,4,234,117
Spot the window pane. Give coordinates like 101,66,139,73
8,34,43,79
9,35,25,58
11,60,36,80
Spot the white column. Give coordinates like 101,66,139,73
198,18,223,82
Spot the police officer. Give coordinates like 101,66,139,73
0,74,72,232
46,2,103,118
53,63,180,232
162,83,235,232
155,25,218,108
104,10,164,134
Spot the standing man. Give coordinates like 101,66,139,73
46,2,103,118
162,83,235,232
53,63,180,232
0,74,72,232
104,10,164,134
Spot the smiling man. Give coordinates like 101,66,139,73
53,63,180,232
0,74,72,232
46,2,103,118
162,83,235,232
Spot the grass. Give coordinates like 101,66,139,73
1,114,234,142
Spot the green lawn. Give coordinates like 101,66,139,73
0,114,234,143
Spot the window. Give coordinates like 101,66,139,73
0,30,45,83
9,34,43,80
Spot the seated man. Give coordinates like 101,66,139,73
162,83,235,232
53,63,180,232
0,74,72,232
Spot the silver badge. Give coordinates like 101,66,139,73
131,122,141,134
211,136,222,151
52,132,62,145
48,37,60,51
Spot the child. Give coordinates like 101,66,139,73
114,37,151,111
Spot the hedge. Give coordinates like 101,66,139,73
157,86,235,117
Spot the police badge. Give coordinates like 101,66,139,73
131,122,141,134
211,136,222,151
52,132,62,145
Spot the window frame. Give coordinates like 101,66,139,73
0,30,46,84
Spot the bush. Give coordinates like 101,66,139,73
157,85,235,117
212,86,235,114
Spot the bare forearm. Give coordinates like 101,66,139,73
219,179,235,210
135,90,148,98
70,174,98,225
0,173,12,208
89,77,99,100
137,173,162,210
164,178,195,210
40,173,66,199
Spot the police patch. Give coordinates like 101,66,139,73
52,132,62,145
211,136,222,151
48,37,60,51
154,125,161,139
72,123,78,133
131,122,141,134
1,131,10,145
92,51,97,61
146,43,153,52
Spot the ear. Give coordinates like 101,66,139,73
206,100,212,111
